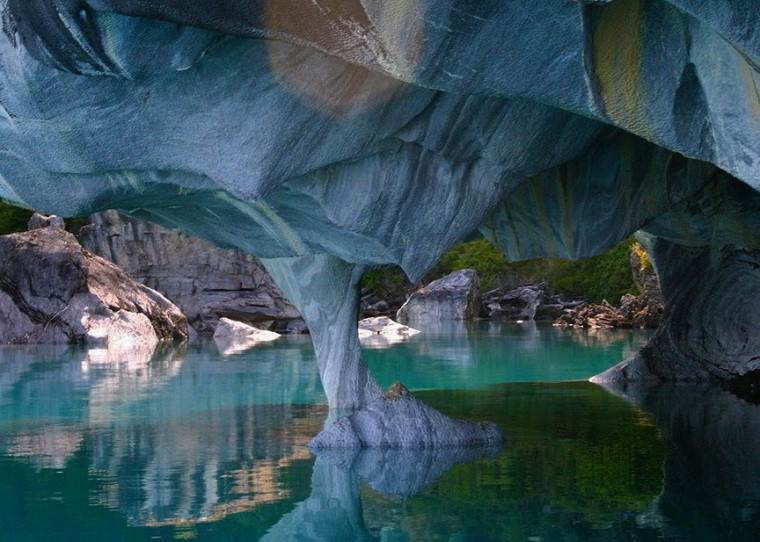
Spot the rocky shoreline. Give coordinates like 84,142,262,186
0,213,663,354
0,215,187,348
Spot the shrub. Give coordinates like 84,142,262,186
360,237,639,304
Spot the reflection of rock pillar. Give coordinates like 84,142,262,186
594,239,760,383
260,454,370,541
262,254,382,410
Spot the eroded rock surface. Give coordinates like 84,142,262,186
27,212,64,230
0,227,187,347
594,240,760,383
80,211,301,333
397,269,480,326
3,1,760,442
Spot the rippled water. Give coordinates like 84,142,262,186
0,322,758,541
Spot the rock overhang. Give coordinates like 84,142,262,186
1,1,760,407
1,1,759,280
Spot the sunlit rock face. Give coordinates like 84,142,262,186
80,211,301,333
0,227,187,346
2,1,760,433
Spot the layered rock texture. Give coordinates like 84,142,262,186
2,1,760,444
80,211,300,333
0,224,187,347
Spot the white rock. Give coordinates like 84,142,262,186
358,316,420,349
0,228,187,347
213,317,281,355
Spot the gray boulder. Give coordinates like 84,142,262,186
483,283,585,320
396,269,480,325
27,212,64,230
0,227,187,347
80,211,301,334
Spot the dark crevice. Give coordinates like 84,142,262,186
725,369,760,405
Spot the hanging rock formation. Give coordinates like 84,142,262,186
2,1,760,444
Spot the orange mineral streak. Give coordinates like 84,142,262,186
265,0,424,117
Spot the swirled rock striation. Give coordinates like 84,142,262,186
2,1,760,444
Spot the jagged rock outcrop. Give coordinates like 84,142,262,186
0,226,187,347
555,295,663,330
27,212,64,230
396,269,480,326
554,300,631,330
79,211,301,333
554,242,664,330
3,2,760,444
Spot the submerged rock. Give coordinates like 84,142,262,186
396,269,480,326
0,227,187,347
80,211,301,334
309,382,503,448
212,317,280,355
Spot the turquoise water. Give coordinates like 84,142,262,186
0,322,758,541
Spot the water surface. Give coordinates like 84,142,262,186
0,322,757,541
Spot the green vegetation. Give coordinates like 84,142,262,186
0,200,89,236
363,237,640,304
0,201,34,235
361,383,665,539
435,239,509,291
5,197,637,304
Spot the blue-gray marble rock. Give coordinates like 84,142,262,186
2,1,760,444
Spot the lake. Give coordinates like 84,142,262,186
0,322,758,541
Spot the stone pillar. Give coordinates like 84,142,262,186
593,239,760,384
261,254,382,411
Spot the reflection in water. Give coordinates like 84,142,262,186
0,326,758,540
261,446,500,541
601,382,760,541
